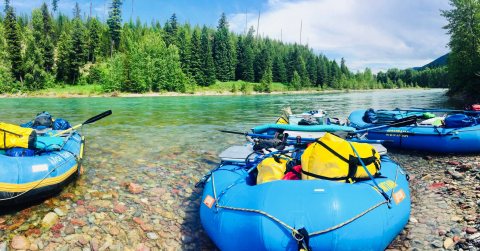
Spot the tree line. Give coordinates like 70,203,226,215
442,0,480,101
0,0,445,94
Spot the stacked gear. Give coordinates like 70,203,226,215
256,155,292,184
0,110,111,206
0,123,37,149
301,133,381,182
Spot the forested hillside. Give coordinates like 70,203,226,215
442,0,480,101
0,1,445,94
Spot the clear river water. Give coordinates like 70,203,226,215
0,89,450,249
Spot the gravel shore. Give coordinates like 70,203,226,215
388,152,480,251
0,149,479,250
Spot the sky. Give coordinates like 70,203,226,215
9,0,452,73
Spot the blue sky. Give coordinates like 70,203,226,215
10,0,451,72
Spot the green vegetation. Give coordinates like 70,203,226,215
442,0,480,101
376,67,448,89
0,1,446,96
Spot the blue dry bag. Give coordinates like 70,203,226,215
363,108,377,123
444,114,475,128
53,119,71,130
6,148,35,157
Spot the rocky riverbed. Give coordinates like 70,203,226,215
1,147,479,250
387,152,480,251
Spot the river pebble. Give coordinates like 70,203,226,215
2,134,480,250
10,235,29,250
388,152,480,251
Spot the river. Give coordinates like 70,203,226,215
0,89,450,250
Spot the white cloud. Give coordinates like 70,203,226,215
229,0,451,72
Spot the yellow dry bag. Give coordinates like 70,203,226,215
0,123,36,149
257,155,291,184
301,133,380,182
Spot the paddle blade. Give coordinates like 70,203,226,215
83,110,112,125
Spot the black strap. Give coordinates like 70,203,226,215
316,140,349,163
301,169,349,181
305,140,380,183
295,228,311,251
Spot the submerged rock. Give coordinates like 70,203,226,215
10,235,30,250
128,183,143,194
41,212,59,229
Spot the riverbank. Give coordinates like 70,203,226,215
1,151,479,250
387,152,480,251
0,82,430,98
0,90,455,250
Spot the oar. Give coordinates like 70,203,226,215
53,110,112,136
403,108,480,114
353,116,418,134
218,130,389,144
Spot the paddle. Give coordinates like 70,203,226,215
53,110,112,136
352,116,418,134
218,130,389,144
401,108,480,114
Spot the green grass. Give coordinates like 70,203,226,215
28,84,104,97
193,80,320,94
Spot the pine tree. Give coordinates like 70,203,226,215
189,28,203,85
442,0,480,98
177,26,191,75
52,0,59,13
259,65,272,93
41,3,54,72
235,26,254,82
213,13,234,81
70,17,85,82
272,55,286,83
107,0,122,52
4,6,23,81
306,54,317,84
3,0,9,13
200,26,215,86
56,31,71,82
254,44,271,82
291,70,301,90
340,57,350,77
164,13,178,46
23,35,47,90
73,2,81,19
87,18,100,62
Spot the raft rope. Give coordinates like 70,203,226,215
210,172,389,248
0,133,81,202
0,154,76,201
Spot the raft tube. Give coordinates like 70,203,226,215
348,109,480,153
200,154,410,250
0,131,84,206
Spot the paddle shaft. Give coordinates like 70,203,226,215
53,110,112,136
219,130,389,144
354,116,417,134
403,108,480,114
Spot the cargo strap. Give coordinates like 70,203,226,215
294,227,311,251
348,142,390,204
210,172,389,249
301,140,380,183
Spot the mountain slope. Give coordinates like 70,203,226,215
413,53,449,70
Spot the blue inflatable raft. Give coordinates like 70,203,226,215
348,109,480,153
199,146,410,250
0,131,84,206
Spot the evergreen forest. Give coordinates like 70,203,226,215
0,0,453,94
